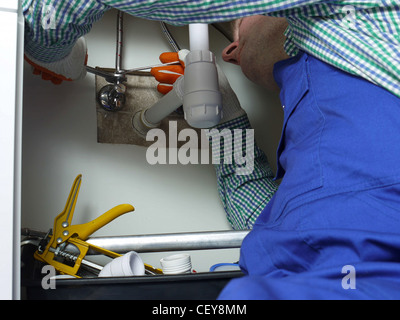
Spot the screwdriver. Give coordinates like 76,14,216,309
86,61,180,79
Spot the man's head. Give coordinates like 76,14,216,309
221,15,289,91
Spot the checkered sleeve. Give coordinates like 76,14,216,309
22,0,110,63
22,0,289,63
23,0,400,99
208,115,278,230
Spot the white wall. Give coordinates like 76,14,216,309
0,0,23,301
21,10,283,274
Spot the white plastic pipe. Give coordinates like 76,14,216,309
183,24,222,128
133,23,222,132
145,77,184,124
132,77,184,136
189,23,209,51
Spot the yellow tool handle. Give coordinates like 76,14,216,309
68,204,135,240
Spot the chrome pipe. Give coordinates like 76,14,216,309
115,11,124,73
85,230,249,254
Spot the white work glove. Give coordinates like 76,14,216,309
24,37,88,84
151,49,246,126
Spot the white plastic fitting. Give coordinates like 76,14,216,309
132,77,184,137
132,23,222,132
145,76,184,125
182,49,222,128
160,253,192,274
98,251,145,277
182,23,222,128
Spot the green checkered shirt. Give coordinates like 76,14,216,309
23,0,400,97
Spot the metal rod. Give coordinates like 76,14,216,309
116,11,124,74
84,230,249,254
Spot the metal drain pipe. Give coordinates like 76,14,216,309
85,230,249,254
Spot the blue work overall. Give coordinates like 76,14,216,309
219,52,400,299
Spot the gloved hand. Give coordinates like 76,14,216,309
24,37,88,85
151,49,188,94
151,49,246,125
